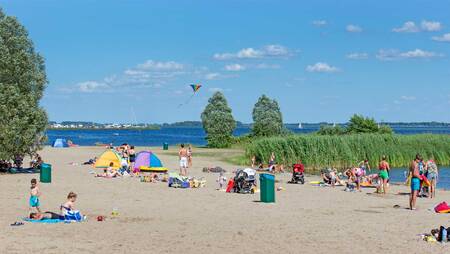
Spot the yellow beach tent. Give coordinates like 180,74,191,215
94,150,122,169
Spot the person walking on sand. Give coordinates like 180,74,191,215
179,144,188,176
29,178,41,213
409,154,421,210
425,158,438,199
378,156,390,194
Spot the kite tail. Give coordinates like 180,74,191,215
177,94,195,108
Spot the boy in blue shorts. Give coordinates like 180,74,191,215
29,178,41,213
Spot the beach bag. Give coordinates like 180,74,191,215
64,210,83,221
434,202,450,213
225,179,234,193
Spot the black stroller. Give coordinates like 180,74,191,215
233,168,257,194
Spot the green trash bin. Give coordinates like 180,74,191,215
260,173,275,203
163,143,169,150
40,163,52,183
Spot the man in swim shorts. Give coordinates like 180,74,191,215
179,144,188,176
409,154,421,210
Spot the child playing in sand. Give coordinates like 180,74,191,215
217,172,227,190
61,192,85,221
29,178,41,213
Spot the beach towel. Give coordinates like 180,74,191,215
24,218,66,224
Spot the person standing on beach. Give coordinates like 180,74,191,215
425,158,438,199
179,144,188,176
409,154,421,210
359,159,370,174
187,145,193,168
378,156,390,194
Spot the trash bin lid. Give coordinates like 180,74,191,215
259,173,275,181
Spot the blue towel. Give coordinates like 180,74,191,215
23,218,66,224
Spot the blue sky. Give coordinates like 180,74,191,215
2,0,450,123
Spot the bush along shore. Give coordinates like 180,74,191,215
245,134,450,173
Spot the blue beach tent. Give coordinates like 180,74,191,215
52,138,69,148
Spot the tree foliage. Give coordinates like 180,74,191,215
317,125,345,135
252,95,284,137
0,8,48,160
201,92,236,148
347,114,393,134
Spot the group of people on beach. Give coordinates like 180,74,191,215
28,178,84,221
315,154,438,201
96,143,136,178
0,153,43,172
251,152,285,173
409,154,439,210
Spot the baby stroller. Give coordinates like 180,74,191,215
233,168,256,194
288,163,305,184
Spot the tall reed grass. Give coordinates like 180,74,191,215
245,134,450,173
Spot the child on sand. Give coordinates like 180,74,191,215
61,192,85,221
217,172,227,190
29,178,41,213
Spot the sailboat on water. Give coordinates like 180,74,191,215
298,123,303,129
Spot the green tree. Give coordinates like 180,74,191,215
346,114,393,134
201,92,236,148
252,95,284,137
317,125,345,135
0,8,48,160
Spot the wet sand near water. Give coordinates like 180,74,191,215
0,146,449,254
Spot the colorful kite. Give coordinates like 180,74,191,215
190,84,202,93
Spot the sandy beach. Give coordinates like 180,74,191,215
1,146,449,254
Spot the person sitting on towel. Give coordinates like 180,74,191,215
60,192,85,221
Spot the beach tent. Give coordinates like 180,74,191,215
94,150,122,169
134,151,168,172
52,138,69,148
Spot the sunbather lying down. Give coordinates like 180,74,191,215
29,211,63,220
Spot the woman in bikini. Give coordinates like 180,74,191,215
378,155,390,194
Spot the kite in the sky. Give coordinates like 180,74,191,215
178,83,202,108
190,84,202,93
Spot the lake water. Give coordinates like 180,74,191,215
46,126,450,147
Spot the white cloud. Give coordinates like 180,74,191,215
400,95,416,101
204,73,221,80
306,62,339,73
136,60,184,71
65,60,188,93
346,24,362,33
400,49,441,58
432,33,450,42
376,49,443,60
208,87,223,93
346,52,369,60
213,44,294,60
77,81,109,93
254,63,281,69
312,20,327,27
224,64,246,71
421,20,442,31
392,21,420,33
